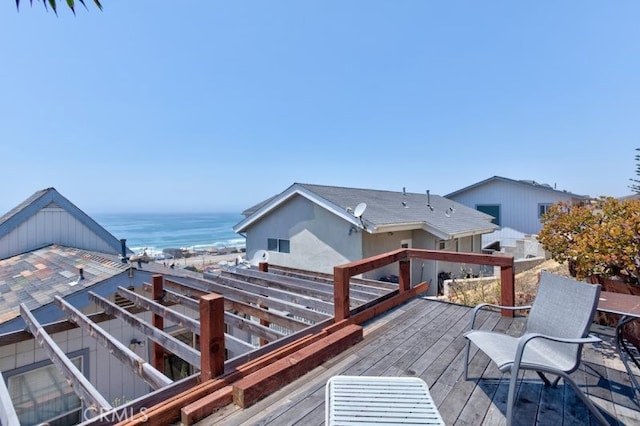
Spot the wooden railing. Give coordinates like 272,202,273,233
333,248,515,319
148,248,514,384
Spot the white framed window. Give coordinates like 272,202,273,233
4,349,88,426
400,239,412,249
538,203,552,218
267,238,290,253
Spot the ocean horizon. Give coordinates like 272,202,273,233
92,212,246,254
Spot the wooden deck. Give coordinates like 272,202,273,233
200,296,640,425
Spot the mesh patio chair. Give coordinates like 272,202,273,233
463,270,608,425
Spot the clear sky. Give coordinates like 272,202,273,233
1,1,638,214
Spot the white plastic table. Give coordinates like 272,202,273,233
325,376,445,425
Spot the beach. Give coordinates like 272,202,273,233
154,250,246,270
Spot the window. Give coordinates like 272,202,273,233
267,238,290,253
539,203,552,218
5,349,87,426
476,204,501,226
278,239,290,253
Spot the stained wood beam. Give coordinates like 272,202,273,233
53,296,172,390
200,294,225,381
88,292,201,368
151,275,165,372
19,303,113,414
232,324,364,408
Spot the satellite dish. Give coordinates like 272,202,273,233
353,202,367,218
250,249,269,266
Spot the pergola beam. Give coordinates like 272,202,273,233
88,292,202,368
53,296,172,390
168,278,328,322
19,303,113,414
117,286,200,334
148,281,309,332
211,275,334,314
118,286,266,351
137,286,285,342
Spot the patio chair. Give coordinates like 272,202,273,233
463,270,608,425
325,375,445,425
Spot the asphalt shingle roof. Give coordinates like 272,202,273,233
237,183,497,238
0,245,128,324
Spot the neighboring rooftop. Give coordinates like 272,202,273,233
236,183,498,239
445,175,590,199
0,244,127,324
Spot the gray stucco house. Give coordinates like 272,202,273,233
234,183,498,295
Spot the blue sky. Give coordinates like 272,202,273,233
1,1,638,214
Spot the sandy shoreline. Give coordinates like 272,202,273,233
154,252,245,269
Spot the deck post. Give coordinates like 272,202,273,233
259,304,270,347
200,293,225,380
334,266,351,321
399,260,411,293
258,262,270,344
151,274,165,372
500,265,515,317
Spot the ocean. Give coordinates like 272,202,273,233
92,212,246,255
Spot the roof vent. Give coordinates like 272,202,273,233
426,190,434,211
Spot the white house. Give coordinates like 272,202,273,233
446,176,590,236
0,187,129,261
234,183,499,294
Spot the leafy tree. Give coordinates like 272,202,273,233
538,197,640,283
630,148,640,194
16,0,102,15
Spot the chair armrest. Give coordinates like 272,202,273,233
518,333,601,346
468,303,533,330
512,333,601,371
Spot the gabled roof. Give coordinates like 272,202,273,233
234,183,498,240
445,176,589,199
0,244,128,325
0,187,128,256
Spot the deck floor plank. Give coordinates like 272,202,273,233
196,297,640,426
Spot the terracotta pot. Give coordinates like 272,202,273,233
591,275,640,350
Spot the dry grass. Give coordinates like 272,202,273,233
447,259,571,308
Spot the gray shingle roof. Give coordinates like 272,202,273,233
445,176,589,199
236,183,497,239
